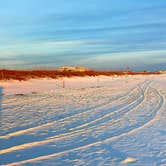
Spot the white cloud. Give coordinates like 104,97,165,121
78,50,166,68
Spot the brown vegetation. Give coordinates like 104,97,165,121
0,69,160,81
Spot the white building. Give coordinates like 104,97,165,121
159,70,166,74
59,66,89,72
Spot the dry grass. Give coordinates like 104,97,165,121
0,69,160,81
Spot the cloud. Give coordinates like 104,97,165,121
0,40,85,57
36,40,84,47
77,50,166,70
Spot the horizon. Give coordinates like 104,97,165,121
0,0,166,71
0,66,164,72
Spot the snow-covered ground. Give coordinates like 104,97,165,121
0,75,165,166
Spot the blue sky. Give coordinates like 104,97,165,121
0,0,166,70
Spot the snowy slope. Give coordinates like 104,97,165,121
0,75,165,165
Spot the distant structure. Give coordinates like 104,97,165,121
125,66,131,72
58,66,89,72
159,70,166,74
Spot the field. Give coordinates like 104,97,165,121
0,75,166,165
0,69,160,81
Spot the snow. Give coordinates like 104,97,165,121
0,75,165,165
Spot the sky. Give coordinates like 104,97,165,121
0,0,166,71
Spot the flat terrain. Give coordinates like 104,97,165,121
0,69,159,81
0,75,165,165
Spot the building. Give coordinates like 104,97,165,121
59,66,89,72
159,70,166,74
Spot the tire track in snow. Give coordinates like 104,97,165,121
0,89,116,135
0,81,148,140
0,82,149,154
3,84,164,166
70,84,147,131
